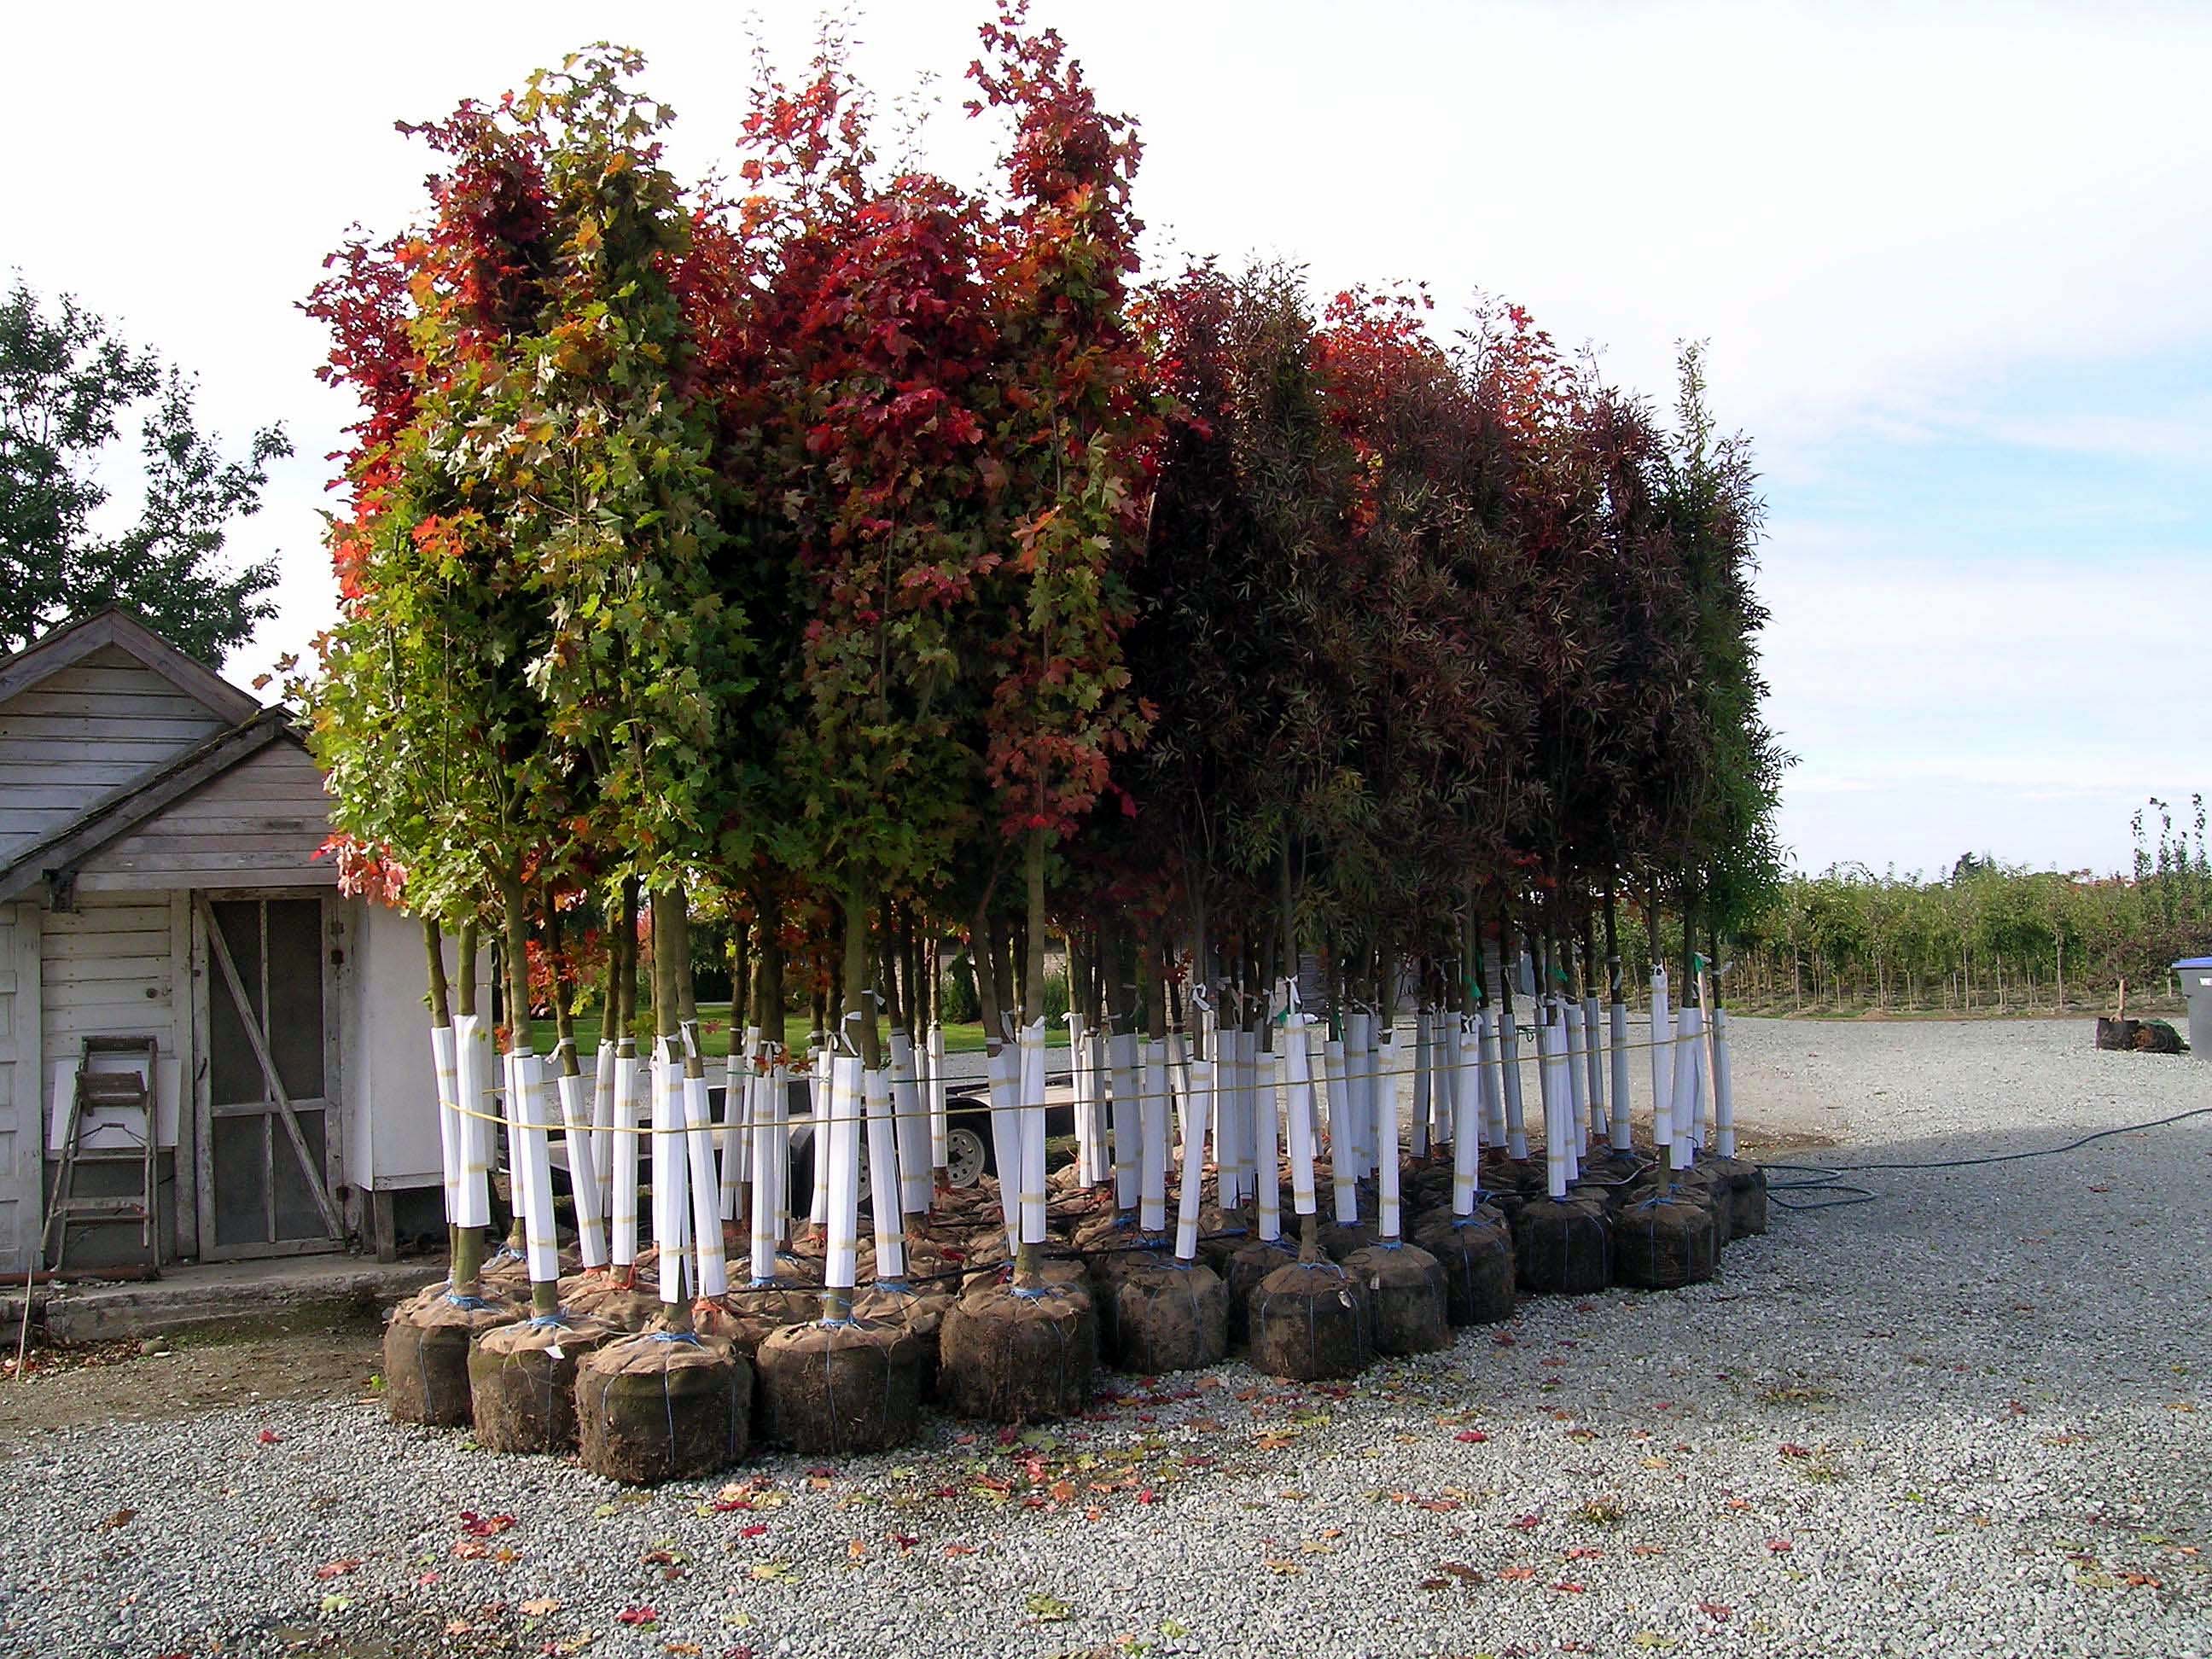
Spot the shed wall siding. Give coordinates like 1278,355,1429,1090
0,903,39,1272
0,647,229,864
73,745,337,894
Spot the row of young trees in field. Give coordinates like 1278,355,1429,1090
1694,799,2212,1016
294,7,1781,1295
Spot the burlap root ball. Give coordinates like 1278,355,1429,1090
1108,1257,1230,1374
1194,1208,1250,1277
1701,1155,1768,1238
1249,1259,1373,1382
1341,1242,1450,1354
1511,1197,1615,1296
1224,1235,1298,1344
852,1281,953,1398
1411,1207,1516,1326
1318,1220,1382,1263
1630,1164,1729,1238
561,1272,665,1333
755,1316,925,1453
574,1331,750,1486
936,1280,1097,1423
382,1285,513,1428
467,1314,614,1453
1613,1196,1719,1289
713,1282,826,1357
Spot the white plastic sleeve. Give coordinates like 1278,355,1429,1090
557,1068,605,1269
864,1065,907,1278
824,1055,862,1291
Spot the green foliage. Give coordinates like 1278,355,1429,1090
0,276,288,661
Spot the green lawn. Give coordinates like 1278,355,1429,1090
527,1003,1069,1058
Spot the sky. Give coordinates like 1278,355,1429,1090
6,0,2207,879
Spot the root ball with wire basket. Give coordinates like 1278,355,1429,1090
852,1280,954,1398
1613,1194,1719,1289
755,1315,926,1453
1341,1241,1450,1354
937,1278,1098,1423
1510,1196,1614,1296
1107,1255,1231,1373
382,1285,515,1429
573,1330,751,1486
1701,1155,1768,1237
1224,1234,1298,1344
1411,1205,1516,1325
467,1313,615,1454
1249,1259,1373,1382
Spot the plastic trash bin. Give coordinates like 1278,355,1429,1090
2174,958,2212,1057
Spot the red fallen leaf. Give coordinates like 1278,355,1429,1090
1497,1565,1537,1581
414,1572,439,1586
943,1544,978,1557
1698,1601,1733,1621
459,1511,516,1538
1492,1333,1518,1348
1552,1580,1587,1593
1726,1499,1752,1511
2122,1572,2162,1588
2087,1185,2110,1193
1454,1430,1489,1443
1137,1490,1156,1505
616,1607,658,1626
1767,1537,1794,1553
1566,1546,1604,1561
1778,1443,1811,1458
1508,1513,1543,1531
711,1499,751,1514
257,1429,282,1445
314,1558,362,1579
888,1534,918,1551
740,1524,768,1539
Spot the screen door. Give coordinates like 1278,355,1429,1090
196,894,343,1256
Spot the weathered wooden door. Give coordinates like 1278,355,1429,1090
193,894,343,1257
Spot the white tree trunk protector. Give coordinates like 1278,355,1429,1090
1650,969,1674,1155
719,1028,757,1223
450,1014,491,1230
558,1068,605,1270
1540,1008,1569,1200
987,1042,1022,1252
1066,1013,1095,1184
653,1049,690,1304
500,1040,530,1235
1254,1036,1283,1241
430,1022,460,1229
1666,1002,1697,1173
1451,1020,1481,1215
1581,995,1604,1139
509,1052,562,1285
889,1029,930,1220
1342,1013,1370,1178
610,1055,640,1267
864,1065,907,1279
924,1022,949,1173
1377,1036,1402,1239
1324,1037,1356,1225
749,1062,783,1282
1609,998,1633,1152
1140,1038,1170,1234
1410,1010,1432,1159
684,1063,728,1300
1477,1008,1505,1149
1283,1006,1318,1219
1108,1031,1140,1213
1563,994,1591,1150
1713,1009,1737,1158
824,1054,862,1293
1019,1018,1049,1247
1556,998,1582,1185
1167,1022,1194,1164
592,1040,617,1220
1174,1057,1209,1260
1499,1011,1528,1161
808,1047,832,1227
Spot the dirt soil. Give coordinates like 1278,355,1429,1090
0,1304,383,1451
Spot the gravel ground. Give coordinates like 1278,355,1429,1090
3,1016,2208,1659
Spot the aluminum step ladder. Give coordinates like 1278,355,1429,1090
40,1036,161,1273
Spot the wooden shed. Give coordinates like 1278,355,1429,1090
0,609,443,1273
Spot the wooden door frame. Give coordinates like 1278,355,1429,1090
189,889,344,1260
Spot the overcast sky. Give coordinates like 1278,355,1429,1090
7,1,2206,879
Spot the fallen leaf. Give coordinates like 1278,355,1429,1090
740,1524,768,1540
1698,1601,1733,1621
313,1559,361,1580
257,1429,282,1445
1419,1576,1450,1591
1631,1544,1667,1557
1263,1558,1303,1575
1498,1565,1538,1581
1455,1430,1489,1444
103,1509,137,1530
748,1562,794,1581
459,1511,516,1538
846,1539,867,1562
615,1606,658,1627
1553,1580,1587,1593
1767,1537,1795,1553
1778,1444,1811,1459
1026,1593,1071,1622
1566,1546,1604,1561
520,1597,561,1617
943,1544,978,1557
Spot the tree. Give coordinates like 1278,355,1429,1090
0,277,289,660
